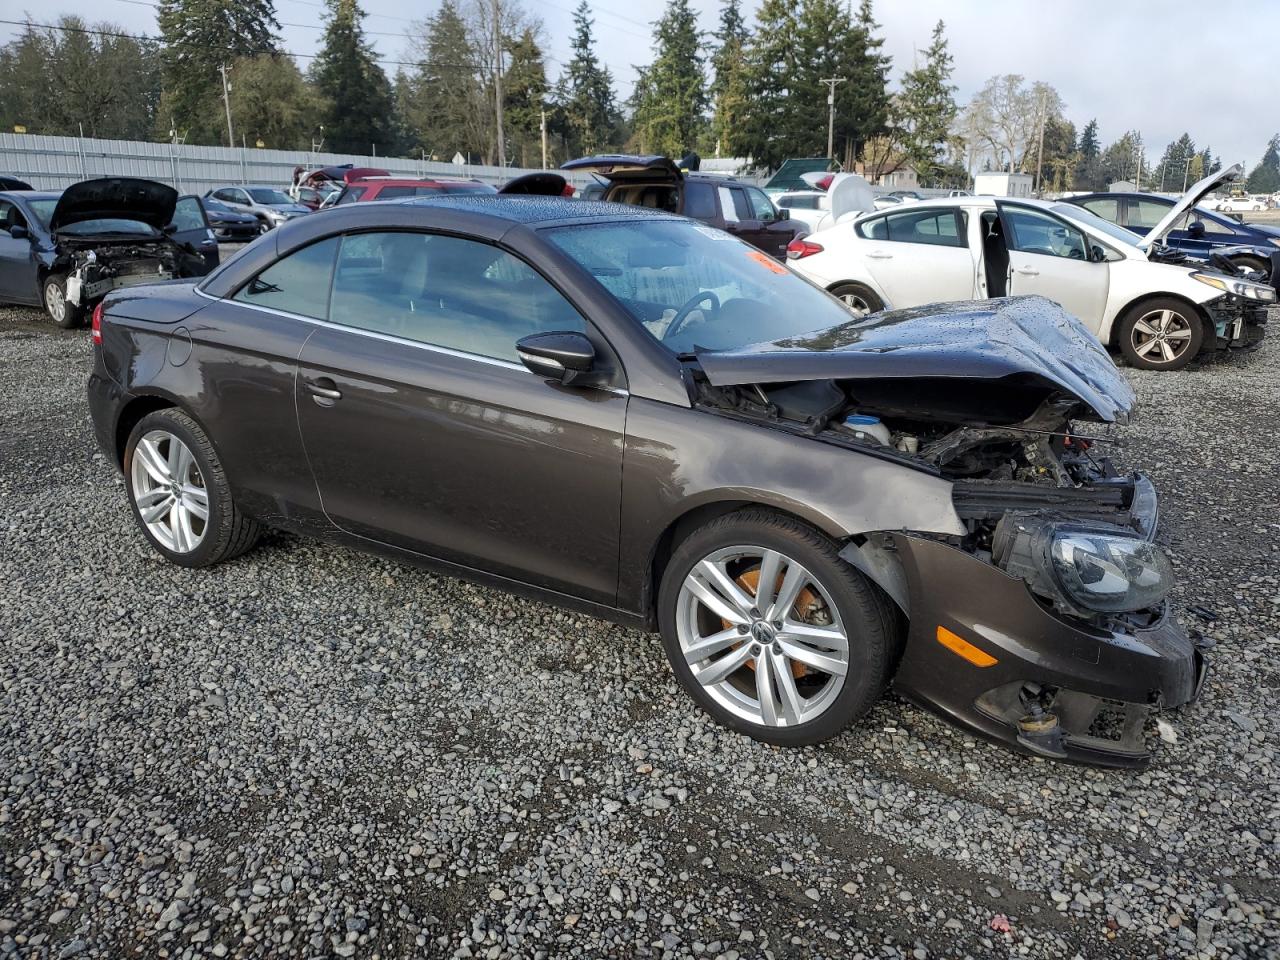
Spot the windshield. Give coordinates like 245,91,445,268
1051,203,1140,249
249,188,293,204
26,199,56,229
544,219,856,354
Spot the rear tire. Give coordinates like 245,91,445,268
828,283,884,318
1116,298,1204,371
42,274,83,328
658,508,899,746
124,408,261,568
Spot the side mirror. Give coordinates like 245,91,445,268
162,223,177,235
8,224,28,240
775,207,791,220
1089,244,1106,263
1187,220,1206,238
516,331,600,386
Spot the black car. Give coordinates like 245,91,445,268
87,196,1205,768
561,155,809,261
200,196,260,242
0,178,217,327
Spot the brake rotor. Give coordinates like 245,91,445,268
723,567,820,679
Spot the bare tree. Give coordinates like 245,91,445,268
961,74,1063,173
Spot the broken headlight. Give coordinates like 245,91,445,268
992,514,1173,617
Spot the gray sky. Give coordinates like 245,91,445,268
3,0,1276,167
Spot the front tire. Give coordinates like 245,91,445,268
43,274,83,328
1116,298,1204,371
124,408,261,568
658,509,899,746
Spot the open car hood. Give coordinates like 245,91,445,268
0,174,32,191
1139,162,1244,250
50,177,177,233
695,296,1135,424
499,172,569,196
560,154,683,183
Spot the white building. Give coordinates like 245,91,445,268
973,172,1033,197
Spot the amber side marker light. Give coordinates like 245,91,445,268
936,626,998,667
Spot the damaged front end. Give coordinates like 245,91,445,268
693,297,1208,767
60,241,182,307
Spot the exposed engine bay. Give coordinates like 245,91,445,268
61,241,181,307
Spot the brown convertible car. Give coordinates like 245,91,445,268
87,196,1207,767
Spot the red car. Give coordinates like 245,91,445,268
331,177,497,205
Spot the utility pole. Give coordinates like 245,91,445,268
540,108,548,170
1033,90,1046,196
820,77,846,160
219,63,234,148
492,0,506,168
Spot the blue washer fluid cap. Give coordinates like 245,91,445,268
846,414,881,426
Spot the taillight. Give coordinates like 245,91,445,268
786,238,824,260
91,302,103,346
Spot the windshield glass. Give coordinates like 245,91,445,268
249,188,292,204
1051,203,1140,248
545,219,856,354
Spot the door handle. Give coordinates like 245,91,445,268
1014,266,1039,276
305,378,342,402
866,250,893,260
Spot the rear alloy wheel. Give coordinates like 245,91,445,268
124,408,261,567
42,274,83,329
659,510,897,746
1117,299,1203,371
828,283,884,319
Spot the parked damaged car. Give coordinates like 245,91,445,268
788,165,1275,371
88,198,1205,768
0,178,217,327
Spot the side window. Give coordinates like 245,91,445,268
717,187,739,223
328,231,587,363
336,187,365,205
858,216,888,240
170,197,206,231
1081,198,1120,222
1127,199,1171,229
682,181,717,220
1002,207,1087,259
882,209,965,247
745,187,777,221
233,237,339,319
0,199,23,231
212,190,230,202
728,188,753,221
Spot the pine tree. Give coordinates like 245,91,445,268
1199,145,1220,176
895,20,956,185
1157,132,1197,191
630,0,707,157
837,0,891,167
709,0,750,157
1247,134,1280,193
1074,118,1100,190
227,53,319,150
738,0,800,170
399,0,483,159
156,0,279,143
559,2,618,155
504,28,548,167
310,0,395,154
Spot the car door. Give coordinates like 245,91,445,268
294,230,627,605
743,185,796,260
856,206,977,307
718,185,769,251
168,195,219,274
999,204,1109,329
0,199,40,304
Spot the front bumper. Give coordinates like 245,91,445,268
888,534,1207,769
1204,298,1269,352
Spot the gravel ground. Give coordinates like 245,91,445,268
1,303,1277,960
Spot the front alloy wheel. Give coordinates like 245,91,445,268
659,509,898,745
42,275,83,328
1119,299,1203,371
130,430,209,554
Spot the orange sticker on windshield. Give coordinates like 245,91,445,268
745,249,788,275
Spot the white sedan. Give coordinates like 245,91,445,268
786,166,1275,370
1212,196,1267,213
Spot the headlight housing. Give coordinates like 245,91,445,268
1191,271,1277,303
992,514,1174,618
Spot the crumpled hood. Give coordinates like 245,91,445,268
695,296,1135,423
50,177,177,232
